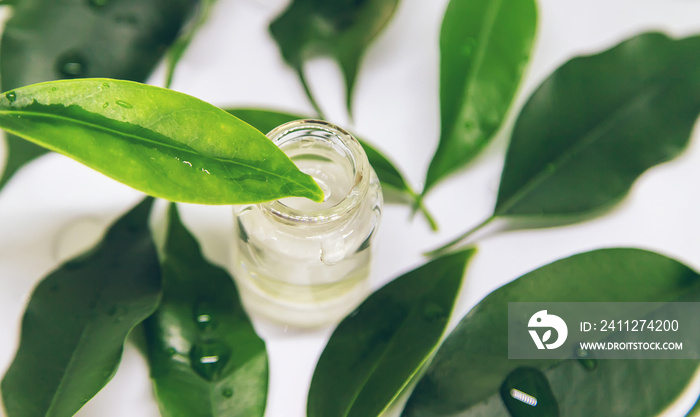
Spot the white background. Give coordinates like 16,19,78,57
2,0,700,416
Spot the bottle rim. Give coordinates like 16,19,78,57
260,119,370,225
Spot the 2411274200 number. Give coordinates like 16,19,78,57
596,319,679,332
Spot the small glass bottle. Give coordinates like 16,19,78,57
232,120,383,327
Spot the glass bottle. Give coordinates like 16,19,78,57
232,120,383,327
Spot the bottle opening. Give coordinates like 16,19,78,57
262,120,369,224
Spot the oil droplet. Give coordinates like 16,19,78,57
102,102,109,108
190,341,231,381
500,367,559,417
201,168,211,175
422,302,448,322
221,387,234,398
5,91,16,102
575,348,597,370
115,100,133,109
88,0,110,7
182,161,192,167
55,52,88,78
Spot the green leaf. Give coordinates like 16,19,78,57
143,204,268,417
1,197,161,417
403,248,700,417
164,0,218,89
225,108,437,229
0,0,198,190
0,79,324,204
423,0,537,194
308,249,475,417
429,32,700,254
269,0,400,116
496,32,700,218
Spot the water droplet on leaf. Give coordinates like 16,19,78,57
575,348,597,370
463,37,477,56
115,100,133,109
222,387,234,398
102,102,109,108
500,367,559,417
190,341,231,381
56,52,88,78
5,92,16,102
194,301,216,332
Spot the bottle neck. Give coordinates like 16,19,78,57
259,120,370,227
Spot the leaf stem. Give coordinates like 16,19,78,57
408,191,438,231
297,67,326,120
424,215,495,257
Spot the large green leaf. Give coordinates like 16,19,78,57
143,204,267,417
0,79,323,204
1,197,161,417
0,0,198,190
496,32,700,217
308,249,475,417
430,32,700,254
423,0,537,194
269,0,400,116
403,248,700,417
226,108,437,229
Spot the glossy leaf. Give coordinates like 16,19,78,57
269,0,400,116
0,0,198,190
403,248,700,417
308,249,475,417
430,32,700,254
1,197,161,417
0,79,324,204
165,0,218,88
423,0,537,194
496,32,700,217
226,108,437,229
143,204,267,417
